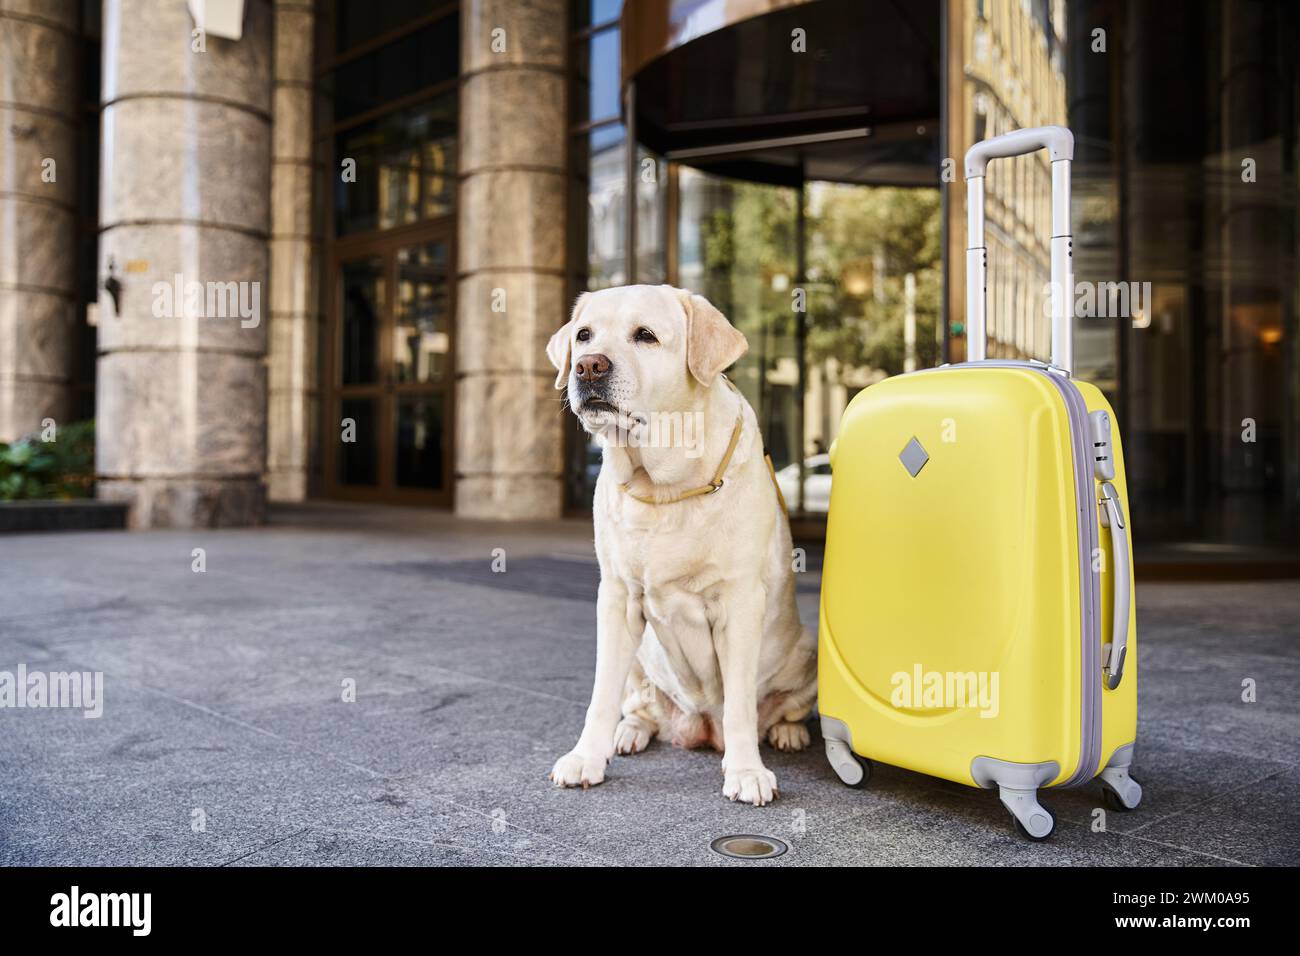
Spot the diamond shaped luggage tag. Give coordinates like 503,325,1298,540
899,437,929,477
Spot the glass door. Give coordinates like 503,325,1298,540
325,226,454,506
390,239,452,500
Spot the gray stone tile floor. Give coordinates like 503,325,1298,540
1,502,1296,866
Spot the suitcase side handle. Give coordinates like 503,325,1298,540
1099,481,1130,690
963,125,1074,374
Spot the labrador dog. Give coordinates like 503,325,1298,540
546,284,817,805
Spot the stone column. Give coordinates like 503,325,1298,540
0,1,80,440
455,0,567,519
267,0,317,501
96,0,272,527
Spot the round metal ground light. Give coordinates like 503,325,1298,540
710,834,788,860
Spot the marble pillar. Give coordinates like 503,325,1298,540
455,0,568,520
96,0,272,527
267,0,318,501
0,1,80,441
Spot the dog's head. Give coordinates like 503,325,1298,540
546,285,748,433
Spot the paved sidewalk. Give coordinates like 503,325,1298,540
1,502,1297,866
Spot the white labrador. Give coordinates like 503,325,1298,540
546,284,817,806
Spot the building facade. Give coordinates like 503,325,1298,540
0,0,1296,567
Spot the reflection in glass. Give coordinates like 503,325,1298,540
340,257,383,386
775,454,833,515
574,124,627,289
572,13,623,129
422,133,456,219
338,398,378,485
395,397,445,489
636,147,667,284
1054,0,1298,553
1072,134,1120,396
802,182,942,515
335,93,457,235
678,168,799,478
586,28,621,126
394,242,450,384
573,0,623,30
564,3,949,519
379,145,420,230
960,0,1067,362
676,169,941,515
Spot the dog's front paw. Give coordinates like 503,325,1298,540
767,720,811,752
549,750,607,788
722,765,779,806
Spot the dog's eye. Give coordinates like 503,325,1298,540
576,328,591,342
634,328,658,344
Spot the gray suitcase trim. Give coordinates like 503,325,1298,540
1045,368,1104,786
971,756,1063,837
970,756,1061,790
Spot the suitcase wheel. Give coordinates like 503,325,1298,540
1100,774,1143,812
998,786,1056,840
824,737,871,788
1098,765,1143,811
840,753,872,790
1011,805,1056,842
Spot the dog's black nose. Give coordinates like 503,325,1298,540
574,353,611,383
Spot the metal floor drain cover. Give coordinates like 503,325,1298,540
710,834,788,860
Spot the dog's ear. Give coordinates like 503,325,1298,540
680,290,748,387
547,293,589,390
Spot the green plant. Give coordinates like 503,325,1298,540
0,420,95,501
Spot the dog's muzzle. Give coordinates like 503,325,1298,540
572,352,618,414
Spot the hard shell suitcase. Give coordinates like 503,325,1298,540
818,126,1141,840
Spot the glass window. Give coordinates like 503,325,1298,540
572,19,624,130
336,1,452,56
338,397,378,485
1028,0,1299,554
395,397,446,489
339,257,384,386
394,241,451,384
636,147,667,284
960,0,1068,365
672,169,942,516
678,167,799,473
583,28,622,127
571,125,666,291
574,0,623,30
422,128,457,219
566,10,946,517
335,93,457,235
333,15,458,122
574,125,628,289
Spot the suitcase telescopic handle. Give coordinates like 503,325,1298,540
963,125,1074,374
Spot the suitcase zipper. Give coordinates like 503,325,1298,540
1039,369,1104,786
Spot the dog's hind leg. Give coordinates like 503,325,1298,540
766,720,812,752
761,691,814,753
614,662,660,755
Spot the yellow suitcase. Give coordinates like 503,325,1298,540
818,127,1140,839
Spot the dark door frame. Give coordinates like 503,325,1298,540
322,217,457,507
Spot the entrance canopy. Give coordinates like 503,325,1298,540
621,0,942,186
